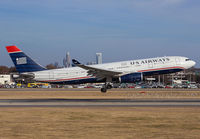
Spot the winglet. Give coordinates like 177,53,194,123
6,46,22,53
72,59,81,65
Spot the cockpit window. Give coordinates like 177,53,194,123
185,59,191,61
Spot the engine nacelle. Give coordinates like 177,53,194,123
120,73,143,83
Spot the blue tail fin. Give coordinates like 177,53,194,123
6,46,46,73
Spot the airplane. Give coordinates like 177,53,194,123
6,45,196,92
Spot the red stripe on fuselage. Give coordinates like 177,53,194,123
6,46,22,53
138,66,185,72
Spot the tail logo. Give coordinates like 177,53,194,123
16,57,27,65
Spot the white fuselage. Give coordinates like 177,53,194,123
31,56,195,84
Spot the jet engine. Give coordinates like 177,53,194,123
120,73,143,83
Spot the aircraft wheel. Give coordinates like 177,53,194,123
101,88,107,93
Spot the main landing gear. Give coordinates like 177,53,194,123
101,83,112,93
101,87,107,93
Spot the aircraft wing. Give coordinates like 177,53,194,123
72,59,123,79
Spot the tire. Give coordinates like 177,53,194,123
101,88,107,93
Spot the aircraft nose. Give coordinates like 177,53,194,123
191,60,196,67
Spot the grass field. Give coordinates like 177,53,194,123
0,88,200,99
0,107,200,139
0,89,200,139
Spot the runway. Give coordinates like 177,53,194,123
0,99,200,107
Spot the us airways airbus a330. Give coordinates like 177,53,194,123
6,46,196,92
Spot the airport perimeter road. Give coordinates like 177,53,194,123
0,99,200,107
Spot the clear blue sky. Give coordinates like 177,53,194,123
0,0,200,67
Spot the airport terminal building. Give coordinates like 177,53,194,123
0,74,14,85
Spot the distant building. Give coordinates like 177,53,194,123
96,53,102,64
66,52,71,67
63,58,67,68
0,75,13,85
63,52,71,68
